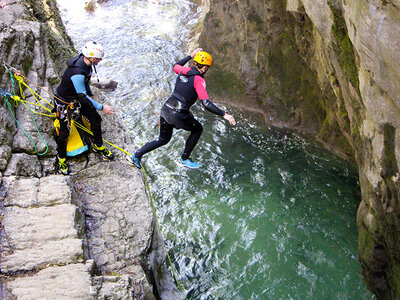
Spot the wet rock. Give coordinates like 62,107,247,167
4,153,42,177
72,163,153,272
85,0,97,12
5,261,95,299
150,224,181,299
95,266,155,300
37,174,72,206
3,176,39,207
1,204,79,251
91,77,118,91
0,238,83,273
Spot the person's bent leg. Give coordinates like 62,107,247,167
181,118,203,160
82,106,103,147
57,118,69,159
56,118,70,174
80,100,114,160
134,117,173,159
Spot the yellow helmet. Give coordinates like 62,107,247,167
194,51,213,66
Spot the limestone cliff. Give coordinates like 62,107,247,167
0,1,179,299
199,0,400,298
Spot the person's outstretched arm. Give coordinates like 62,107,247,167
194,76,236,125
71,74,114,114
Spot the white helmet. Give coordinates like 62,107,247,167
82,41,104,58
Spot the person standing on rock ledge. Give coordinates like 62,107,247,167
54,41,115,175
130,48,236,169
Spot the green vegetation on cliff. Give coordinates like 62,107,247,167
206,64,246,98
199,10,245,98
328,1,360,93
24,0,75,73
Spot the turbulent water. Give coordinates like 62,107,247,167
57,0,373,298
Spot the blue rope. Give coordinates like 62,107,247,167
1,88,49,156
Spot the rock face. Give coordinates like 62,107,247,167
0,1,179,299
1,175,91,297
199,0,400,298
72,163,154,276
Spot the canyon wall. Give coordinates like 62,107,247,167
199,0,400,298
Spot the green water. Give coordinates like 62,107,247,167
147,110,371,299
57,0,373,298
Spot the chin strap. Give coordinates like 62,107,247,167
91,63,100,83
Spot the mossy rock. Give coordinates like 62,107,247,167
328,1,360,94
47,77,60,86
85,0,97,12
381,123,398,177
206,62,246,98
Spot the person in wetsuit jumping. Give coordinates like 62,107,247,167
55,41,115,175
130,48,236,169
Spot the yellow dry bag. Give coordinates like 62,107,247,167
54,118,91,157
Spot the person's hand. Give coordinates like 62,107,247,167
190,48,203,58
223,113,236,125
102,104,114,115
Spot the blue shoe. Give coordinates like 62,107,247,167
178,157,200,169
129,154,142,169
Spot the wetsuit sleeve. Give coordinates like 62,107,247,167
71,74,103,110
200,99,225,116
173,55,192,74
85,81,93,97
194,76,225,116
194,76,209,100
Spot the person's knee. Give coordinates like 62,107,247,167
84,110,102,125
158,135,171,145
193,123,203,134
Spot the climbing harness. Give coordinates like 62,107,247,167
2,63,129,156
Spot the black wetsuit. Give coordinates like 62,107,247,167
135,56,225,161
55,54,103,158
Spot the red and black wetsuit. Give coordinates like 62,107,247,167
135,55,225,160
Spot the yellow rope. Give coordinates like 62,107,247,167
142,167,187,299
10,95,56,118
72,121,131,156
13,74,54,110
15,71,79,105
